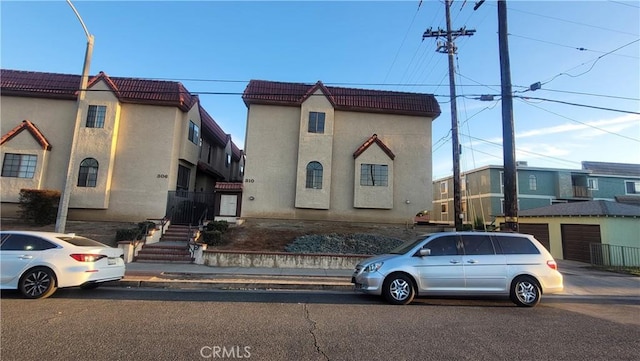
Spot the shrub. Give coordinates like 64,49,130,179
18,189,61,225
202,230,229,246
115,228,139,242
137,221,156,234
206,221,229,233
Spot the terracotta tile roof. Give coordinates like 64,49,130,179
1,69,198,111
214,182,243,191
353,134,395,160
1,120,52,150
199,106,228,146
242,80,441,118
231,142,242,160
519,200,640,218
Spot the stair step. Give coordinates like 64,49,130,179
135,256,194,264
137,249,190,256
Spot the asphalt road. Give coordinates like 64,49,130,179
1,287,638,361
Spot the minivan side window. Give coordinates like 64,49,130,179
426,236,460,256
494,235,540,255
461,235,496,255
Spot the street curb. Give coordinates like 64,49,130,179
114,279,355,292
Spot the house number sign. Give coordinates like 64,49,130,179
157,174,168,179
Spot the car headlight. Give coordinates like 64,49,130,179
364,262,383,273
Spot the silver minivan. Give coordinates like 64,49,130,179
352,232,563,307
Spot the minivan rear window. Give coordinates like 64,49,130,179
494,235,540,254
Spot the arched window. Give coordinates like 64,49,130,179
78,158,98,187
305,162,323,189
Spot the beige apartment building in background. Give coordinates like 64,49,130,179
240,80,441,224
1,69,243,223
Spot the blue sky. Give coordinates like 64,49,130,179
2,0,639,179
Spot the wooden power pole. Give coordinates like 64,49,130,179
498,0,518,232
423,0,475,230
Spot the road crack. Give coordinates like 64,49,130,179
303,304,330,361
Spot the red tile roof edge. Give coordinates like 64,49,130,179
214,182,243,191
353,134,395,160
0,120,52,150
242,79,441,118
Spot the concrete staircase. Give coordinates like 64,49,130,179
135,224,195,263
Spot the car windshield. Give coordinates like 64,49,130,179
389,236,427,255
58,236,107,247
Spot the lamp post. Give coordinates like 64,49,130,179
54,0,94,233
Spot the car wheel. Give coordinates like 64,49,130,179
510,276,541,307
80,283,100,290
383,273,415,305
19,267,57,299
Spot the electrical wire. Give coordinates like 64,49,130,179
383,1,423,83
508,33,639,59
515,98,640,143
541,39,640,86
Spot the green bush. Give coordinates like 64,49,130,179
18,189,61,225
206,221,229,233
202,230,229,246
115,228,139,242
137,221,156,233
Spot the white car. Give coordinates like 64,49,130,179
0,231,125,298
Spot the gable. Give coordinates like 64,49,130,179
0,120,51,150
353,134,395,160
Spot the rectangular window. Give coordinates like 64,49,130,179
360,164,388,186
440,181,448,194
86,105,106,128
587,178,598,190
188,121,200,144
529,175,537,191
308,112,325,134
626,180,640,194
1,153,37,178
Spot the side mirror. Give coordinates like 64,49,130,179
418,248,431,257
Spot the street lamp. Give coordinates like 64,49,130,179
54,0,95,233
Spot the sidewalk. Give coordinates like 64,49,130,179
119,260,640,298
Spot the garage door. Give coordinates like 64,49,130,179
518,224,550,251
560,224,601,263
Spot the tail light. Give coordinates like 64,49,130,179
546,260,558,270
70,254,107,262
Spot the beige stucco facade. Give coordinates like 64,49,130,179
3,80,198,221
241,92,435,224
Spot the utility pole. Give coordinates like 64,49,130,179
498,0,518,232
423,0,475,231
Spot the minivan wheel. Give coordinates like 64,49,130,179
383,273,415,305
19,267,57,299
510,276,541,307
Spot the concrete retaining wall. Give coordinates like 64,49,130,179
202,250,369,270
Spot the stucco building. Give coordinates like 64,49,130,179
1,69,243,223
240,80,441,223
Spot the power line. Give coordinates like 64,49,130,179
513,95,640,115
515,97,640,143
485,2,640,37
541,39,640,86
508,33,640,59
383,1,423,83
